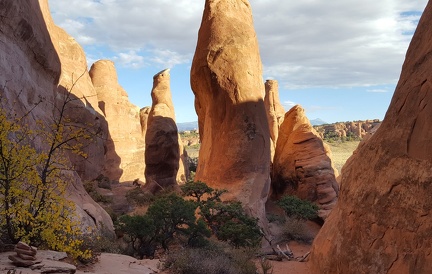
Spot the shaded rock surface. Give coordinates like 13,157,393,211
0,0,113,233
310,2,432,273
145,69,188,192
90,60,145,183
190,0,271,225
271,105,338,219
264,79,285,158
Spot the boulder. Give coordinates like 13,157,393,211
0,0,113,234
310,2,432,273
89,60,146,183
271,105,338,219
190,0,271,226
264,79,285,159
144,69,188,192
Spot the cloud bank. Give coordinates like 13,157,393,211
49,0,428,89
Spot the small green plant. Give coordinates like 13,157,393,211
125,187,154,206
276,195,319,220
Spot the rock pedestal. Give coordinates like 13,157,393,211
264,79,285,159
190,0,271,226
144,69,188,193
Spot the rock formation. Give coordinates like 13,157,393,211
190,0,271,225
314,119,381,139
145,69,188,192
310,2,432,272
8,242,40,267
0,0,113,233
264,79,285,158
90,60,146,183
272,105,338,219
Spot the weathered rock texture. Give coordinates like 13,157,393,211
310,2,432,273
264,79,285,159
190,0,271,223
272,105,338,219
145,69,188,192
314,119,381,139
0,0,113,233
90,60,145,183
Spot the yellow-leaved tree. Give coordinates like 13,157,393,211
0,86,98,260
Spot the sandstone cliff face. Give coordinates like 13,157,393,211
40,0,107,181
310,2,432,273
145,69,188,192
0,0,113,233
264,80,285,159
272,105,338,219
191,0,271,224
89,60,145,183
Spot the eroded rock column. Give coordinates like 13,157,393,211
190,0,271,224
264,79,285,159
145,69,188,192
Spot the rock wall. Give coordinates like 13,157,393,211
310,2,432,273
89,60,145,183
271,105,338,219
190,0,271,225
145,69,188,192
264,79,285,159
0,0,113,233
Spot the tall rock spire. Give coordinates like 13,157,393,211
190,0,271,226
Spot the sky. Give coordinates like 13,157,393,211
49,0,428,124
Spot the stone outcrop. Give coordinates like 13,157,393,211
90,60,146,183
190,0,271,225
144,69,188,192
314,119,381,139
272,105,338,219
310,2,432,273
264,79,285,158
0,0,113,233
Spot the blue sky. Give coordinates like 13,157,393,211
49,0,428,123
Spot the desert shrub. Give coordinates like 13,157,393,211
83,181,113,204
165,244,257,274
116,193,211,258
125,187,154,206
0,90,98,260
95,175,112,190
276,195,319,220
282,217,314,243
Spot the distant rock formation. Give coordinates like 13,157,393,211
0,0,113,233
89,60,145,183
190,0,271,226
272,105,338,219
314,119,381,139
310,2,432,272
264,79,285,159
145,69,188,193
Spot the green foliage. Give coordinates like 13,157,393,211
125,187,155,206
83,181,113,204
0,88,99,260
276,195,319,220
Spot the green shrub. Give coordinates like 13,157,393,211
125,187,154,206
276,195,319,220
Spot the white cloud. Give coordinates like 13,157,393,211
112,50,146,69
282,100,296,109
367,88,390,93
49,0,428,88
